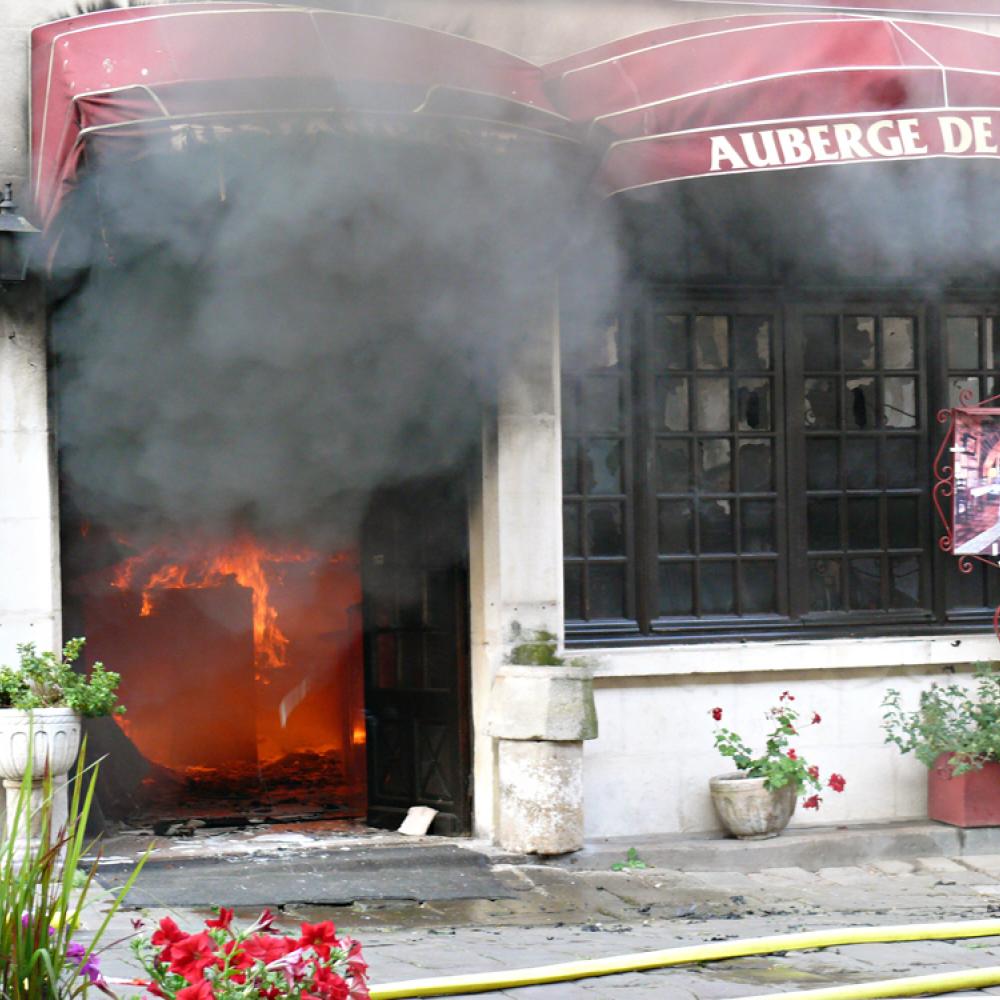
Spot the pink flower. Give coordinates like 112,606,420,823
828,773,846,793
787,749,797,760
710,707,723,721
803,795,822,809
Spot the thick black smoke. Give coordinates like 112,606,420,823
51,118,621,550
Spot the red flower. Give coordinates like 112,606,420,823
299,920,341,959
253,908,278,932
803,794,822,809
828,772,846,792
710,707,723,721
787,748,797,760
807,765,819,780
151,916,186,948
312,967,350,999
243,933,298,965
176,982,214,1000
812,712,822,724
205,907,233,931
779,691,795,701
168,931,218,982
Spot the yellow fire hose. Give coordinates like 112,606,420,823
369,919,1000,999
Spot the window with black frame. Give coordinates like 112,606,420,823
563,298,997,643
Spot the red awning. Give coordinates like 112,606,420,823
544,14,1000,195
31,3,562,226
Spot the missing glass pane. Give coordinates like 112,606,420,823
844,316,876,369
845,377,876,430
737,378,772,431
652,314,688,371
804,377,838,428
563,503,581,557
733,316,772,370
582,376,622,431
564,563,583,620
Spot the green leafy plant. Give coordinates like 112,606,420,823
0,737,148,997
882,662,1000,776
610,847,649,872
710,692,847,810
0,637,124,717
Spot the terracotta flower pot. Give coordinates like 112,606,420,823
709,771,797,840
928,754,1000,828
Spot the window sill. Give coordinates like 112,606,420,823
581,632,999,679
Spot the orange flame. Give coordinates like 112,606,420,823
111,537,317,673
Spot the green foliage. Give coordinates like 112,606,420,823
881,662,1000,775
610,847,649,871
507,626,564,666
0,638,124,718
0,738,148,997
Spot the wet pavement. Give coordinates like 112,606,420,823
76,821,1000,998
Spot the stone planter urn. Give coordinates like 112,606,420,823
709,771,797,840
0,708,82,850
488,662,598,855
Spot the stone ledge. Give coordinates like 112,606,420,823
539,820,1000,873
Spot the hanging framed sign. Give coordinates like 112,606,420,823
934,390,1000,635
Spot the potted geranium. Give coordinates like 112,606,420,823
0,638,123,845
882,662,1000,827
708,692,846,839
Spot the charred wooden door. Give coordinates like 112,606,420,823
362,478,471,834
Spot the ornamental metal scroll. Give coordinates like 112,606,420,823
933,388,1000,638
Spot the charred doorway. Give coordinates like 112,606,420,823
61,472,472,831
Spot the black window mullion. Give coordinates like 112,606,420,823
632,299,656,632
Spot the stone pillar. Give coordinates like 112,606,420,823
469,280,598,851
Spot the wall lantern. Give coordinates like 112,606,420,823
0,182,40,284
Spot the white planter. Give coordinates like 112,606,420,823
0,708,82,851
709,771,797,840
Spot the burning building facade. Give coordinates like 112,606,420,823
3,0,1000,844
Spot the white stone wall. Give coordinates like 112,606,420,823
583,635,1000,836
0,0,69,664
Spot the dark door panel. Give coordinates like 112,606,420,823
362,477,471,834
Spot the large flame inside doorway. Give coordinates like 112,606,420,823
82,534,367,821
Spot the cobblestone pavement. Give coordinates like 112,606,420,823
83,850,1000,998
